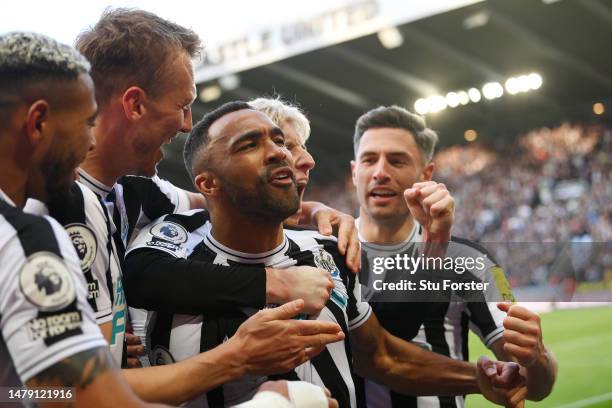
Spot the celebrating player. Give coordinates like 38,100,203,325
350,105,557,406
125,101,527,407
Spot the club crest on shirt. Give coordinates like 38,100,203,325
151,346,176,366
149,222,188,245
65,223,97,271
314,249,340,278
19,251,76,311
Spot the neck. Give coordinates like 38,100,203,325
80,109,130,186
359,209,415,245
209,204,285,254
0,137,28,207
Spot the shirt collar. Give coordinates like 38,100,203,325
0,188,17,207
77,168,114,199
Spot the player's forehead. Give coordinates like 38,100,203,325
358,127,419,155
209,109,278,143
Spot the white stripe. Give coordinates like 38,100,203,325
555,392,612,408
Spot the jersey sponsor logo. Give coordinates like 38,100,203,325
149,222,188,245
151,346,176,365
65,223,98,271
20,252,76,311
26,310,83,342
87,280,100,299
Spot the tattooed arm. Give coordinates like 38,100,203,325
27,347,169,408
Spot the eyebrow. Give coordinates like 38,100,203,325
359,150,412,159
230,126,284,146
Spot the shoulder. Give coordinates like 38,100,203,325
449,235,499,265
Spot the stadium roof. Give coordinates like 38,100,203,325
161,0,612,189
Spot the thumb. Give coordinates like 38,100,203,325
497,302,512,313
477,355,497,377
266,299,305,320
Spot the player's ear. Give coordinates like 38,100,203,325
421,162,434,181
350,160,357,187
122,86,147,121
194,170,220,197
25,100,51,156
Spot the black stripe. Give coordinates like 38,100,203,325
467,302,499,340
165,210,210,232
46,184,99,312
422,302,457,408
200,319,225,407
1,200,62,257
149,312,174,362
311,348,351,408
461,311,470,362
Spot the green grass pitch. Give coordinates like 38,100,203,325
466,305,612,407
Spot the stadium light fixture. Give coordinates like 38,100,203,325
464,129,477,142
593,103,605,115
482,82,504,100
377,27,404,49
412,72,542,116
200,85,221,102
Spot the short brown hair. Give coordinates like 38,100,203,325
75,8,201,106
354,105,439,163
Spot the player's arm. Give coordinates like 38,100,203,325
26,347,168,408
108,300,344,405
350,312,479,395
124,217,333,316
490,304,557,401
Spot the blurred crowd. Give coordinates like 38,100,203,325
306,123,612,288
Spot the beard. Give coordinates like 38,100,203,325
40,154,76,207
220,163,300,222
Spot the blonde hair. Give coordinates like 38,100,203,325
249,97,311,144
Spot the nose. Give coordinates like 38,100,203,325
180,106,193,133
372,158,390,182
294,147,315,175
264,138,289,165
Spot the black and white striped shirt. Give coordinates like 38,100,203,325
357,221,509,408
25,181,126,365
126,210,372,408
0,189,106,386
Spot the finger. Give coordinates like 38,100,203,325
429,195,454,218
293,320,343,336
411,181,437,191
421,190,449,213
416,182,446,198
316,212,333,236
324,388,331,398
495,362,522,387
126,357,142,368
497,302,512,313
503,329,538,348
304,345,326,360
506,305,539,321
477,355,497,377
329,398,339,408
335,216,353,255
404,189,427,222
345,235,361,274
302,332,345,349
127,344,145,356
504,343,535,362
266,299,305,320
503,316,539,336
125,332,142,345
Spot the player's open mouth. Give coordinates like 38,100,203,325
369,188,396,198
269,167,295,186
